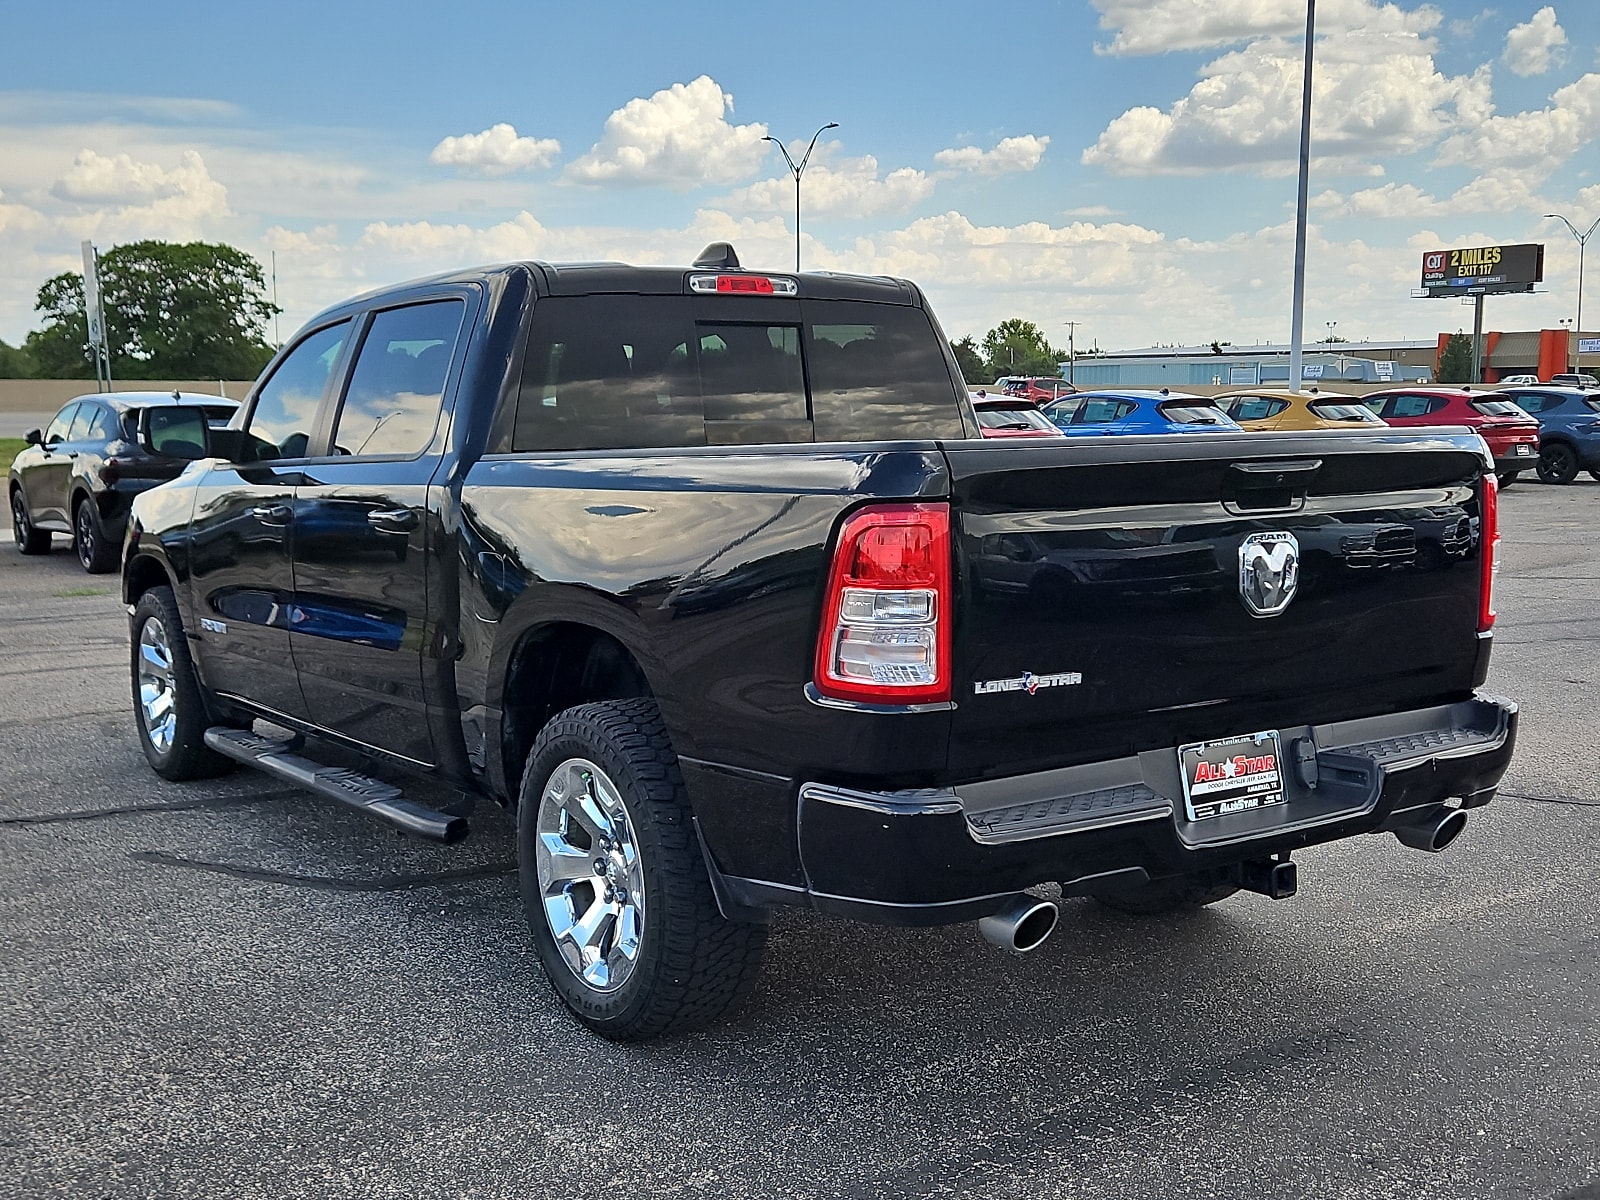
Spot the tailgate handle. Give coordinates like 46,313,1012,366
1225,459,1321,512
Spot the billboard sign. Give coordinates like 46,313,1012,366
1419,243,1543,297
1579,338,1600,355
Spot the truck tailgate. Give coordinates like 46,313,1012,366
942,430,1491,781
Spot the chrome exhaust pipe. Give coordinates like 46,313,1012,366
978,896,1060,953
1393,806,1469,853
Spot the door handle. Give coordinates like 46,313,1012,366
367,508,419,534
251,504,292,525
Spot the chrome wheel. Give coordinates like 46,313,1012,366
137,615,178,753
535,757,645,992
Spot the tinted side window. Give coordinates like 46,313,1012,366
1074,399,1133,424
806,302,963,442
45,404,79,444
1427,396,1450,414
83,405,116,442
332,300,463,458
699,322,809,443
65,405,94,441
1388,395,1432,418
245,321,352,461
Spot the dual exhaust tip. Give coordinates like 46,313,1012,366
1392,805,1469,853
979,806,1469,954
978,895,1060,953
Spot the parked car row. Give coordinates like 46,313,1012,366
971,380,1598,490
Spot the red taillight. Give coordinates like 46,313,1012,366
1479,471,1499,632
814,503,952,705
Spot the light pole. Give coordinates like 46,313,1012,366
1287,0,1317,391
763,122,838,272
1325,320,1337,343
1545,212,1600,373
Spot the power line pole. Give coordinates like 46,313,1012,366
1062,321,1080,385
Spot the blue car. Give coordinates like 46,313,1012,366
1496,386,1600,484
1040,389,1241,435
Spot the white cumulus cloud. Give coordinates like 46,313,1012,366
1435,72,1600,173
1089,0,1439,56
1503,7,1567,76
566,76,768,189
51,148,221,207
726,153,934,218
1082,9,1489,176
429,124,560,176
934,135,1050,175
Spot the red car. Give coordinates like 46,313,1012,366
1364,388,1540,485
969,392,1065,438
1001,376,1078,404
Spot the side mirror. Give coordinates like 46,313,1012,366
24,429,42,446
138,406,212,461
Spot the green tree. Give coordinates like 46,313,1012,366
951,335,987,384
981,318,1062,380
25,240,279,380
0,338,36,378
1437,331,1474,383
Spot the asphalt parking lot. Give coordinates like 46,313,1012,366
1,483,1597,1200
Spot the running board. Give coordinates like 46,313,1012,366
203,727,468,843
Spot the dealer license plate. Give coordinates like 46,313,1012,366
1178,730,1286,821
1514,444,1533,455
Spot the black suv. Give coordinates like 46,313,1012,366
9,391,236,572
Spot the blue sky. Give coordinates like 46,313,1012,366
2,0,1598,356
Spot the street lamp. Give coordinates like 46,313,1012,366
763,122,838,272
1545,212,1600,372
1062,320,1080,385
1325,320,1337,344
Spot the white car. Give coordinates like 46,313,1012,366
1497,374,1539,386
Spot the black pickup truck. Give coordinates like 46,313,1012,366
122,245,1517,1039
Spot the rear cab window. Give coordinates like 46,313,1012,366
508,295,964,451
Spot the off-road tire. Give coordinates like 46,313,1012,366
1536,442,1580,485
1089,869,1239,916
10,486,49,555
130,586,234,781
75,496,118,573
518,698,766,1040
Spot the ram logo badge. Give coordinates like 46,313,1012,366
1239,531,1299,618
200,618,227,635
